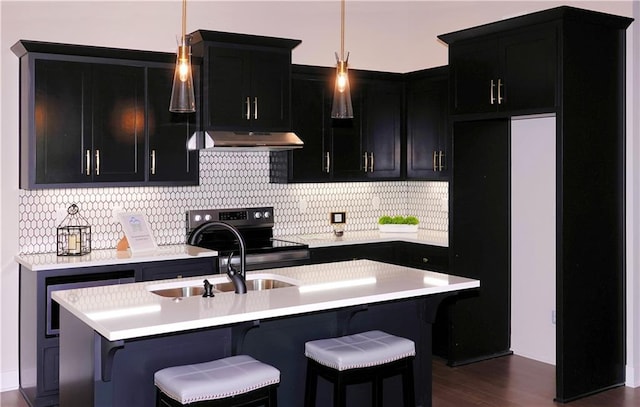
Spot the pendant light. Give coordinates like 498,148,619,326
169,0,196,113
331,0,353,119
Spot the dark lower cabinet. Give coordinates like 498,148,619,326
18,257,217,407
449,119,511,365
309,243,396,265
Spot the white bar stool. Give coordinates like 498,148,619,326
304,330,416,407
155,355,280,406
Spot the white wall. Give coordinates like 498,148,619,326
1,0,637,391
511,115,556,365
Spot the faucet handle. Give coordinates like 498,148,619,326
202,279,215,297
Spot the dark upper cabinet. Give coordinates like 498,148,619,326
360,78,402,180
32,59,90,185
405,67,449,179
443,23,557,115
90,63,146,183
190,31,300,132
12,40,200,189
277,66,332,182
332,74,402,181
270,65,402,183
147,65,199,184
27,58,145,187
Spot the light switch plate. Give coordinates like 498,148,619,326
330,212,346,224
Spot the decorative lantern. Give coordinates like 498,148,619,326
57,204,91,256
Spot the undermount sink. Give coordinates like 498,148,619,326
147,273,299,298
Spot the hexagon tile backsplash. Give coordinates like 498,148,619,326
18,152,448,254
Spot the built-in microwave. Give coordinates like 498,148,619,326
45,270,135,336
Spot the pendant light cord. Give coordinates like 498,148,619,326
340,0,345,60
181,0,187,45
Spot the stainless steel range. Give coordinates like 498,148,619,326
186,206,309,273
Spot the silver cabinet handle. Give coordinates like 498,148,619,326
151,150,156,175
369,152,374,172
325,152,330,173
433,151,437,172
95,150,100,176
422,257,430,263
363,152,369,173
438,151,445,171
245,97,251,120
253,97,258,120
490,79,496,105
497,78,503,105
86,150,91,175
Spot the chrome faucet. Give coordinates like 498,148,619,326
187,221,247,294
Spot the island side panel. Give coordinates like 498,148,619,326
59,307,96,406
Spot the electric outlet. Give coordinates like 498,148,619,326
330,212,346,224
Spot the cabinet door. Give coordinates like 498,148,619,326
147,65,199,184
206,47,252,130
251,50,291,131
33,59,91,185
362,80,402,179
406,71,449,179
450,119,510,364
449,39,498,114
500,25,557,112
286,72,331,182
450,25,557,115
309,243,395,265
91,64,145,182
331,84,364,181
205,47,291,131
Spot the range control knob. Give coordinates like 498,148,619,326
204,214,212,221
194,214,202,222
254,212,263,219
263,211,271,219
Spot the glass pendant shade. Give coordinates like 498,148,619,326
331,58,353,119
169,42,196,113
169,0,195,113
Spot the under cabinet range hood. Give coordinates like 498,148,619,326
187,130,304,151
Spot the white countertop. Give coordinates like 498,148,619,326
16,230,447,271
15,245,218,271
277,229,448,248
52,259,477,342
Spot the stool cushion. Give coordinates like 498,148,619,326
154,355,280,404
305,330,415,371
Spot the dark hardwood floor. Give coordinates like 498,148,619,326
2,355,639,406
432,355,640,406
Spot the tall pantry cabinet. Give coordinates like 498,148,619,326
439,6,632,402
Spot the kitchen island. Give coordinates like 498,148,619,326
53,259,478,406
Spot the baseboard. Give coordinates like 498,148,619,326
0,370,19,392
626,365,640,388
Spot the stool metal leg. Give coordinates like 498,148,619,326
372,374,383,407
304,360,318,407
335,372,347,407
402,360,416,407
